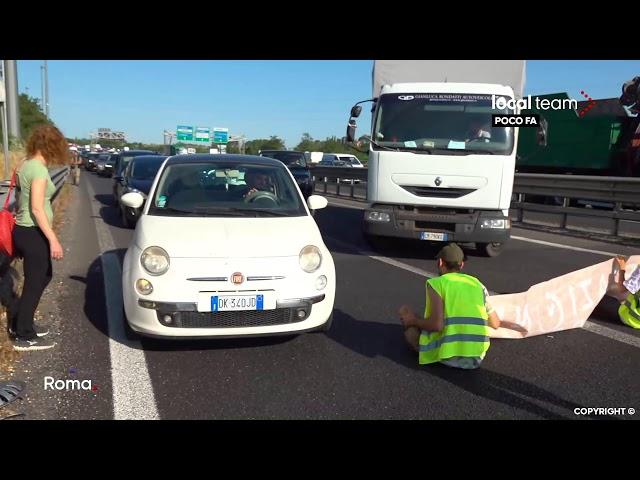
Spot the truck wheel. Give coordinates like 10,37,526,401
478,242,504,257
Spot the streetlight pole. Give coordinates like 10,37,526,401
40,64,45,114
44,60,50,118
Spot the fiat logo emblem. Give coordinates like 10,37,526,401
231,272,244,285
435,177,442,186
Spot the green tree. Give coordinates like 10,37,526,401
0,94,54,145
295,132,321,152
244,136,285,155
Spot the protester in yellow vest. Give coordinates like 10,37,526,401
610,256,640,329
399,243,501,369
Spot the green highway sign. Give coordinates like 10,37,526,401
177,125,194,142
195,126,211,143
213,127,229,144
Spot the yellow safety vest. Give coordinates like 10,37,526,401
618,293,640,329
419,273,490,365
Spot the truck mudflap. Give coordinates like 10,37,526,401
362,204,510,244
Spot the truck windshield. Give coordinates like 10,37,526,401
373,93,515,154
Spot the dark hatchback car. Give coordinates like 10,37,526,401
112,150,157,203
258,150,314,198
84,152,101,172
118,155,167,228
96,153,115,177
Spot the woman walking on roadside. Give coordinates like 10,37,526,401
9,125,67,351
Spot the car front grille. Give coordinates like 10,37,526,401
156,308,300,328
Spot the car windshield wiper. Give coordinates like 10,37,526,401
457,149,495,155
234,208,291,217
192,206,260,217
154,206,199,216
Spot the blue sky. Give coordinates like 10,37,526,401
16,60,640,148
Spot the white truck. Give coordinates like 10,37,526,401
346,60,546,257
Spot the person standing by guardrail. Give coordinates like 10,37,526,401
9,125,67,351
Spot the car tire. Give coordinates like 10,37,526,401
478,242,504,257
313,312,333,333
122,306,140,341
121,207,135,229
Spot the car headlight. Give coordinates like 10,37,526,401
140,246,170,275
299,245,322,273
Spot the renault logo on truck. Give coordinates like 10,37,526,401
434,177,443,186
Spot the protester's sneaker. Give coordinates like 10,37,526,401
8,325,49,338
12,337,55,351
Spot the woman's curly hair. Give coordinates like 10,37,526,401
25,124,70,167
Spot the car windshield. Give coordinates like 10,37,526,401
373,93,515,154
130,157,165,180
149,162,307,218
118,155,135,174
339,156,360,165
261,151,307,168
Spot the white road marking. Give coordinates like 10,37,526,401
510,236,620,257
86,180,159,420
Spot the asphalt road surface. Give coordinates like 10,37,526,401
9,171,640,420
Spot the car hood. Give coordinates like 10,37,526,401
133,215,324,258
128,178,154,195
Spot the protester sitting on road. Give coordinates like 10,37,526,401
610,256,640,329
10,125,68,351
398,243,501,369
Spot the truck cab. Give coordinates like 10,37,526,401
346,60,548,257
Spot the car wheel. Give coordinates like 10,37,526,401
122,306,140,341
313,312,333,334
121,207,135,229
478,242,504,257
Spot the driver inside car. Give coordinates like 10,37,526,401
242,170,274,199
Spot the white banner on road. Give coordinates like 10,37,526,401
489,255,640,338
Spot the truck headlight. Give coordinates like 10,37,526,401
141,246,170,275
366,211,391,222
299,245,322,273
480,219,510,229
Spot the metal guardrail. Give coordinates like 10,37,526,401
310,165,640,240
0,166,70,210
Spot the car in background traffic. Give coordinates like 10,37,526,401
319,153,365,183
120,154,335,339
96,154,114,177
84,152,101,172
321,153,364,168
118,155,167,228
112,150,157,203
258,150,314,198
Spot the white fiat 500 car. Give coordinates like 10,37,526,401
121,154,335,338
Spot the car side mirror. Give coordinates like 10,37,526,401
121,192,144,209
307,195,328,211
